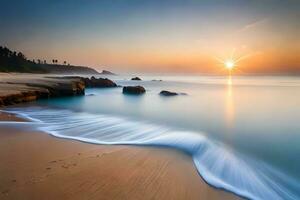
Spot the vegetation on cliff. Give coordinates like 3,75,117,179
0,46,98,74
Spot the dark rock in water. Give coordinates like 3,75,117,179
123,86,145,95
54,76,117,88
151,79,162,82
159,90,178,96
131,77,142,81
86,94,95,96
83,76,117,88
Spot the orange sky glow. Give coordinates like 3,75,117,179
2,1,300,75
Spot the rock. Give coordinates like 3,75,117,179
0,91,38,105
159,90,178,96
101,70,116,75
83,77,117,88
123,86,146,95
0,77,85,107
27,80,85,97
0,75,118,107
131,77,142,81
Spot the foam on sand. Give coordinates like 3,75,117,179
6,107,300,200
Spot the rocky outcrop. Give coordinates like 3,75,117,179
151,79,162,82
159,91,187,96
0,75,119,107
0,77,85,107
159,90,178,96
123,86,145,95
27,81,85,97
100,70,116,75
83,76,117,88
0,90,46,106
131,77,142,81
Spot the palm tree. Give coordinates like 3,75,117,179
17,52,25,59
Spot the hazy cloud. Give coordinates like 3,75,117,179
237,18,269,33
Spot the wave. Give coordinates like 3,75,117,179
5,107,300,200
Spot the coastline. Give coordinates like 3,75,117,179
0,73,119,107
0,112,240,200
0,73,241,199
0,74,85,107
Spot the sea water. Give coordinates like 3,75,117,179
6,75,300,200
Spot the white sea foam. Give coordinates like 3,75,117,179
5,107,300,200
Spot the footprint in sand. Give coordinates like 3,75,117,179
28,176,44,183
61,164,69,169
1,189,9,195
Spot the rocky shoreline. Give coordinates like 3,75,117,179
0,75,117,107
0,74,188,107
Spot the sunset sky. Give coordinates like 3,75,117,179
1,0,299,74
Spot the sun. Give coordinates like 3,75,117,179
225,60,235,70
214,49,251,73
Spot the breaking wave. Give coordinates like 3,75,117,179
5,107,300,200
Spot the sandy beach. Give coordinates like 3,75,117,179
0,113,240,200
0,111,26,122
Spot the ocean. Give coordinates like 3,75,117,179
6,75,300,200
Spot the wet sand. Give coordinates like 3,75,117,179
0,114,240,200
0,111,27,122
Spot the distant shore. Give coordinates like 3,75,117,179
0,113,239,200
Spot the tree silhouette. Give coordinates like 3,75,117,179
0,46,47,72
0,46,93,73
17,52,26,59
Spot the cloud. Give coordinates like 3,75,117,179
237,18,269,33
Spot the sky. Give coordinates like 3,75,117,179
0,0,299,74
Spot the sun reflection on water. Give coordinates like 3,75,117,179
225,75,234,132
